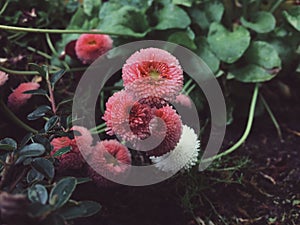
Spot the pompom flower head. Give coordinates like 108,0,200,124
87,140,131,187
75,33,113,64
7,82,40,111
150,125,200,173
145,105,182,157
50,126,93,172
122,48,183,100
174,94,192,108
0,72,8,86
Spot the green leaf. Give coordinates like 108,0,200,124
107,0,153,13
172,0,193,7
50,70,65,88
83,0,100,16
283,7,300,31
207,23,250,63
189,1,224,30
31,158,55,180
27,105,51,121
28,184,48,204
28,63,47,78
59,201,101,220
19,143,45,157
23,89,48,96
0,138,17,151
27,169,45,183
98,5,149,37
244,41,281,69
53,146,71,157
49,177,77,209
44,116,59,132
155,4,191,30
194,37,220,73
168,31,196,50
230,64,275,83
241,11,276,33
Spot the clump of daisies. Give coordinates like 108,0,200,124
103,48,200,173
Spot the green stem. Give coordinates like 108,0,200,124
186,84,196,95
24,46,52,59
90,123,106,132
182,79,193,93
260,94,283,142
201,83,259,163
0,0,9,15
0,66,88,75
0,24,144,37
90,128,106,134
269,0,284,13
0,99,38,134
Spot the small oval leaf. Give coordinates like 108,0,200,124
31,158,55,180
49,177,77,209
0,138,17,151
28,184,48,204
27,105,51,121
44,116,59,132
19,143,45,157
59,201,101,220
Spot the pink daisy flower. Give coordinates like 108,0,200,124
7,82,40,111
174,94,192,108
122,48,183,100
103,90,137,141
50,126,93,171
146,105,182,157
0,72,8,86
87,140,131,187
75,33,113,64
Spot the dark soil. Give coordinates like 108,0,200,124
73,97,300,225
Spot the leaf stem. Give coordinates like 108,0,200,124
0,24,144,37
0,99,38,134
0,0,9,16
269,0,284,13
201,83,259,163
260,94,283,142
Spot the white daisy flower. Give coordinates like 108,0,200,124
150,125,200,173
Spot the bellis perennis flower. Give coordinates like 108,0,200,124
150,125,200,173
87,140,131,187
75,33,113,64
7,82,40,111
122,48,183,100
50,126,93,172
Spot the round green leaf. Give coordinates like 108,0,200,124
27,169,45,183
19,143,45,157
27,105,51,121
244,41,281,69
28,184,48,205
194,37,220,73
155,4,191,30
49,177,77,209
31,158,55,180
0,138,17,151
283,8,300,31
207,23,250,63
44,116,59,132
59,201,101,220
168,31,196,50
230,64,275,83
241,11,276,33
